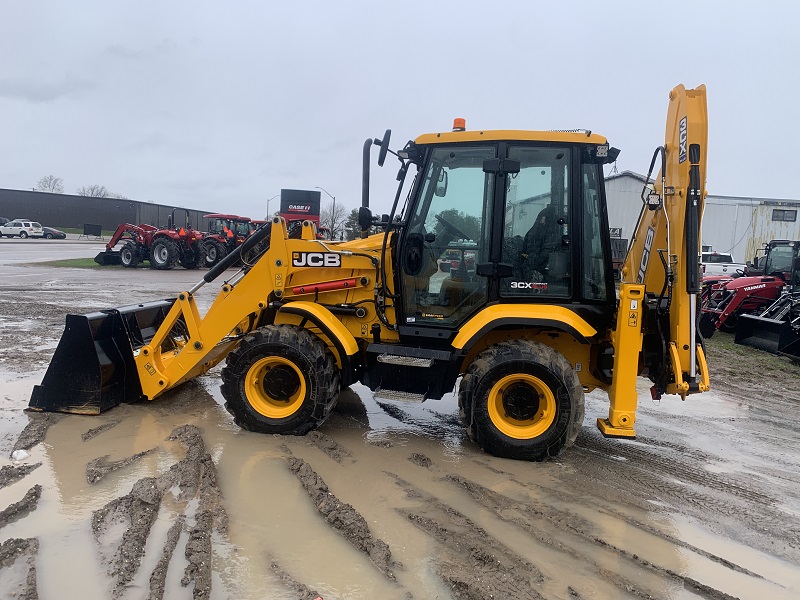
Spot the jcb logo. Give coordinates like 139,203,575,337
292,252,341,267
637,226,655,283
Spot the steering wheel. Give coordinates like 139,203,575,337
435,214,470,240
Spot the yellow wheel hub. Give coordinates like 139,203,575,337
245,356,306,419
487,373,556,440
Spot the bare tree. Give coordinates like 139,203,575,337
35,175,64,193
76,184,110,198
321,201,347,240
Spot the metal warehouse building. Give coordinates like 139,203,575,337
605,171,800,264
0,188,214,232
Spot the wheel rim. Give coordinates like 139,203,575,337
207,246,217,261
121,248,132,264
487,373,556,439
245,356,306,419
20,232,27,238
154,244,168,264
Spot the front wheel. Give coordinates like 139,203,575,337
149,237,177,269
120,241,141,268
221,325,339,435
460,340,584,461
204,239,227,267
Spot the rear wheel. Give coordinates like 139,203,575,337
179,240,206,269
19,231,28,239
204,239,227,267
461,340,584,461
221,325,339,435
120,241,141,268
149,237,177,270
45,233,53,239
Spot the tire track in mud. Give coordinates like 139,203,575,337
0,537,38,600
268,558,324,600
285,456,397,581
446,473,742,600
86,447,158,484
0,485,41,531
467,456,766,580
389,472,547,600
573,429,800,548
0,463,40,489
91,424,229,599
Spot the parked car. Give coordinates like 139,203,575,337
0,220,44,238
41,226,66,240
0,217,9,226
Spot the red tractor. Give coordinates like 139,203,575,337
202,214,254,267
94,208,206,270
699,240,799,336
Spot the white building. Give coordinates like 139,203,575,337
605,171,800,263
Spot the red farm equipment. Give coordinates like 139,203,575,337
699,240,798,336
94,208,207,270
201,214,254,267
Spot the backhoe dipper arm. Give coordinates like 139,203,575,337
599,84,710,438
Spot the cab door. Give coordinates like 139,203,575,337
398,144,497,330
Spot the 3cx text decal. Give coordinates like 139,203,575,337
292,252,341,267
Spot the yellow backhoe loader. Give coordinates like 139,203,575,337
30,84,709,460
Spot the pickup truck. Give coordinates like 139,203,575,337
701,251,745,276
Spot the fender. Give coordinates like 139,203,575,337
276,301,359,385
452,304,597,351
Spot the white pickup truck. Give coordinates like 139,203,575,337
701,251,745,276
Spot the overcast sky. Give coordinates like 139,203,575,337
1,1,798,219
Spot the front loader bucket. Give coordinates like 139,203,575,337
29,299,175,415
735,313,800,355
94,250,121,266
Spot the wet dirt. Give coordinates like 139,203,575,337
0,251,800,598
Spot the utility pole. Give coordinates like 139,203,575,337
315,186,337,238
266,194,280,219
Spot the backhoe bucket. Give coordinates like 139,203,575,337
94,250,121,266
734,313,800,356
29,299,175,415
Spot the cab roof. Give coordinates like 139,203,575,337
414,129,609,146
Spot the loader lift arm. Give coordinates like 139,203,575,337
599,84,710,438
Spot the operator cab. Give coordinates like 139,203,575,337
395,127,618,340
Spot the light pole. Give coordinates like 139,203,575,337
315,186,336,238
266,194,280,219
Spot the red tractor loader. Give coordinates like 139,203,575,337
94,208,206,270
201,214,253,267
699,240,798,336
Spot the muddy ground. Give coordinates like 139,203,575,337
0,239,799,599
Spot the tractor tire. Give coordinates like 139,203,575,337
19,231,28,239
119,241,141,268
221,325,340,435
204,240,227,267
180,240,207,269
149,237,177,270
461,340,584,461
718,316,738,333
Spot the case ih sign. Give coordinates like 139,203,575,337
280,189,321,225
